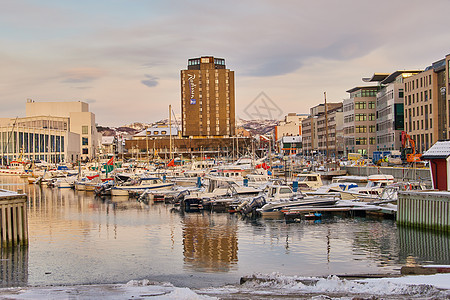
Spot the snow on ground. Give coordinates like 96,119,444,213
0,274,449,299
0,280,216,300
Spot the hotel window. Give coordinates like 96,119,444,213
421,106,423,115
355,126,366,133
82,137,88,146
430,119,432,128
421,120,424,129
368,113,375,121
369,137,376,145
82,126,88,135
369,125,376,133
425,90,428,101
82,148,88,154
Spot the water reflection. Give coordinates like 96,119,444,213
398,225,450,264
182,213,238,272
0,176,450,288
0,247,28,287
351,220,400,267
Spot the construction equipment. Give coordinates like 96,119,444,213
400,131,422,163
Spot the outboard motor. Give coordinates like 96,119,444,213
174,190,190,204
241,195,266,215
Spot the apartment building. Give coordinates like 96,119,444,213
275,113,307,141
301,116,316,156
343,86,379,157
404,60,446,153
302,103,342,157
316,104,344,157
365,71,421,151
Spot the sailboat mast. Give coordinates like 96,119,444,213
169,104,173,161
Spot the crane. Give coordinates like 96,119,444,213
401,131,422,163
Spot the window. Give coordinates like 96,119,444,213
355,101,366,109
82,137,88,146
368,101,375,109
355,114,366,121
355,138,367,145
82,148,88,154
355,126,366,133
82,126,88,135
368,113,376,121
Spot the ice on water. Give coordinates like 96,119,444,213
1,273,449,299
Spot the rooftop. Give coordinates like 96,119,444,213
421,140,450,160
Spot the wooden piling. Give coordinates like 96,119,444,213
0,190,28,248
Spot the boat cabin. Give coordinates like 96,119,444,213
295,173,323,190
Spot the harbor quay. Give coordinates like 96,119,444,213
343,165,431,183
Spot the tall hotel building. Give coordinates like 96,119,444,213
181,56,235,138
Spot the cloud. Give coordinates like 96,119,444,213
141,74,159,87
60,67,106,83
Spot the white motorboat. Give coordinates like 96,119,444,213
339,174,395,201
257,183,338,217
111,177,174,197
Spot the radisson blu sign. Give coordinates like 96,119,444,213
188,74,196,105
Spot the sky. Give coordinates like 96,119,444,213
1,0,450,127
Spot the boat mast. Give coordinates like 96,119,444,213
324,92,329,160
169,104,173,161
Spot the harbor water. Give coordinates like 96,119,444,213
1,176,450,290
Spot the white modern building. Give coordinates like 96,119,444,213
0,100,98,164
